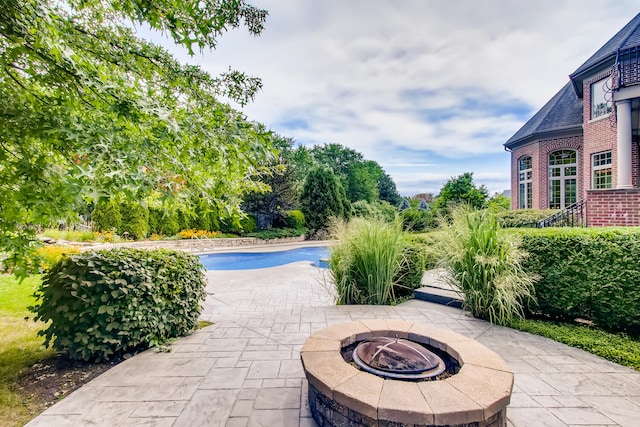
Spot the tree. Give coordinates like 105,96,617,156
345,161,381,203
432,172,489,214
0,0,273,274
243,162,299,229
378,172,402,206
300,167,350,234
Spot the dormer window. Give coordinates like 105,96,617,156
591,77,612,119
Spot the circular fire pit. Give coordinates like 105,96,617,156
352,336,446,380
300,320,513,427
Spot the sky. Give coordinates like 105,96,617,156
154,1,637,196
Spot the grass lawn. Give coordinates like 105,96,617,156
0,275,55,427
509,318,640,371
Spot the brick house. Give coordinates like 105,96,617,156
504,13,640,226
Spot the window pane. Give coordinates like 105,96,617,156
594,169,612,189
519,156,532,171
593,151,612,167
550,168,561,177
549,150,577,165
591,78,612,119
526,182,532,209
565,166,576,176
549,179,561,209
519,184,525,209
565,179,577,206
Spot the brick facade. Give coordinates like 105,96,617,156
587,189,640,226
510,135,583,210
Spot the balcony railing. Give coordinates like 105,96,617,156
617,46,640,88
537,199,586,228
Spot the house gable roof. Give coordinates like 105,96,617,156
504,82,583,149
570,13,640,97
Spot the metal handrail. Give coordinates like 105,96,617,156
537,199,586,228
191,234,215,250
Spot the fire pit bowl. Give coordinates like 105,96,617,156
301,320,513,427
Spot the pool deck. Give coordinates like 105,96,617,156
25,246,640,427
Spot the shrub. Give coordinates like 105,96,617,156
92,199,121,232
394,238,428,297
178,229,222,239
352,200,398,222
329,218,406,305
35,245,81,272
400,207,435,232
301,167,351,234
119,202,149,240
434,206,536,325
518,227,640,335
495,209,557,228
31,249,206,361
148,208,180,236
284,210,306,229
240,215,258,233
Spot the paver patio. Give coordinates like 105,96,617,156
25,245,640,426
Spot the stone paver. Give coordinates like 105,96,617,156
25,247,640,426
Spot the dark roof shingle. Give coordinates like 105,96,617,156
504,82,583,148
570,13,640,95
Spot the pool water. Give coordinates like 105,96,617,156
199,246,329,270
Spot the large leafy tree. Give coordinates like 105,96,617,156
432,172,489,213
0,0,274,273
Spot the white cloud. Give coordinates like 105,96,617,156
155,1,637,195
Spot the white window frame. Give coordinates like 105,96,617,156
518,156,532,209
591,77,612,120
548,150,578,209
592,151,612,189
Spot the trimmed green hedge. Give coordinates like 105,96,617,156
31,249,206,361
495,209,557,228
518,227,640,335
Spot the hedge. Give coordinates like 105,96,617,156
495,209,557,228
31,248,206,361
517,227,640,335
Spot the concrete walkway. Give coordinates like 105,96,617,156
26,259,640,426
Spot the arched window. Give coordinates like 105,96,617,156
518,156,532,209
548,150,577,209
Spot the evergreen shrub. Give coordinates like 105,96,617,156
119,202,149,239
92,199,121,232
148,208,180,236
31,249,206,361
518,227,640,335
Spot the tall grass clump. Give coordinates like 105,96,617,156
329,218,406,305
435,206,536,325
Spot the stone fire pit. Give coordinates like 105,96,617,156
300,320,513,427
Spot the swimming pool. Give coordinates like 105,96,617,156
199,246,329,270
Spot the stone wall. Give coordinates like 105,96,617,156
81,235,307,252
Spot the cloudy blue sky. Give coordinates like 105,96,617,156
158,1,637,196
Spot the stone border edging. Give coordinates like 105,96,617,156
300,319,513,426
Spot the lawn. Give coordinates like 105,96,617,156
0,275,55,427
